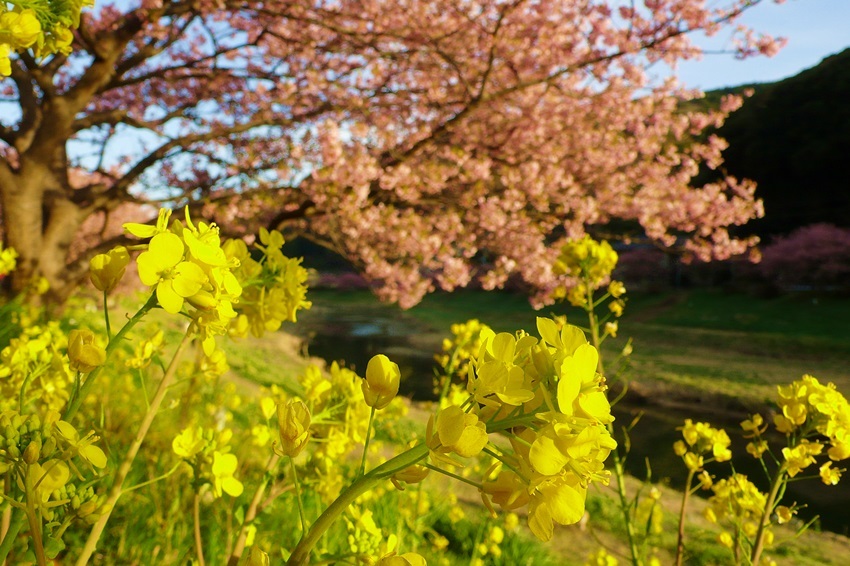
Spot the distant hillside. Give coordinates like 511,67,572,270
708,48,850,237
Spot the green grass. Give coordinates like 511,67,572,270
303,287,850,408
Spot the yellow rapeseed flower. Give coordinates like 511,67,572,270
211,451,243,497
137,232,206,313
89,246,130,293
67,329,106,373
428,405,488,460
819,461,842,485
0,9,42,48
276,399,311,457
55,420,107,468
362,354,401,410
172,426,206,459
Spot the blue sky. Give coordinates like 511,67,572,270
671,0,850,90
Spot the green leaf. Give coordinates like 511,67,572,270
44,536,66,559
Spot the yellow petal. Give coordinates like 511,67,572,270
83,445,108,468
529,432,568,476
579,391,612,423
222,476,244,497
157,281,184,313
171,261,206,297
543,480,586,525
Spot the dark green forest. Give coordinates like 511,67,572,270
707,47,850,237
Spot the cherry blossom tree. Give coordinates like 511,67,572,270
0,0,786,305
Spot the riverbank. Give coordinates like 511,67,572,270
223,323,850,565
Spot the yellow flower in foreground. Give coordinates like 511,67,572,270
26,460,70,504
782,441,823,477
775,505,794,524
212,451,243,497
276,399,311,457
527,476,587,541
429,405,488,459
608,280,626,298
89,246,130,293
362,354,400,410
172,426,206,459
820,461,842,485
375,553,427,566
55,421,107,468
137,232,206,313
124,207,172,238
68,329,106,373
0,44,11,77
0,9,42,48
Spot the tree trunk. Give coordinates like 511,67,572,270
1,170,45,294
0,165,85,302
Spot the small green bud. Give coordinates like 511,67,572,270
23,438,42,464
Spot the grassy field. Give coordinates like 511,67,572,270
294,288,850,410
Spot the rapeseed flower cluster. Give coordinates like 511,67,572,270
0,322,74,412
435,318,493,380
0,0,92,75
123,208,310,354
267,360,406,503
344,508,426,565
225,227,312,337
425,317,617,541
172,425,244,497
773,374,850,463
741,374,850,486
0,243,17,277
705,474,772,549
673,419,732,472
553,236,620,307
0,410,106,526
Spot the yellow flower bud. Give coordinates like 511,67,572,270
89,246,130,293
608,280,626,298
276,399,311,457
68,329,106,373
391,464,430,490
23,438,41,464
775,505,794,524
362,354,400,410
240,546,270,566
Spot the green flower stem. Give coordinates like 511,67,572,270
227,453,281,566
585,280,642,566
675,468,697,566
193,491,206,566
481,446,521,476
750,462,788,566
290,456,308,534
487,413,538,432
359,406,376,476
468,515,489,566
424,463,483,490
286,443,429,565
74,329,191,566
23,466,47,566
63,293,158,422
0,508,24,565
103,291,112,341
